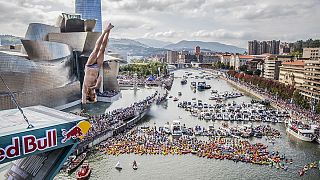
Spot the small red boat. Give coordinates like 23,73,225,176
76,161,91,180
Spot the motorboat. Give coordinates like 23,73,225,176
286,120,316,142
76,161,91,180
115,161,122,170
197,82,206,91
171,120,183,136
67,153,87,174
205,84,211,89
315,127,320,144
181,79,187,85
173,97,179,101
191,82,197,88
132,160,138,170
211,90,218,94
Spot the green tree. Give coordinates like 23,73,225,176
239,65,247,72
253,69,261,76
316,102,320,114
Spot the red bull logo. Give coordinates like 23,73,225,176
0,129,57,163
61,121,91,143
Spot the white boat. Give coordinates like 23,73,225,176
163,123,171,134
314,127,320,144
115,161,122,170
286,120,315,142
171,120,183,136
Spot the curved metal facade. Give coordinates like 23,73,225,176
0,51,76,93
0,49,80,110
25,23,60,41
48,32,100,52
21,40,72,61
84,19,96,32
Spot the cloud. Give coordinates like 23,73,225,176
234,3,314,20
105,15,155,30
143,30,184,39
107,0,206,13
191,29,256,40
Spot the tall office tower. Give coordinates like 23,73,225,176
248,40,259,55
75,0,102,32
270,40,280,54
195,46,201,55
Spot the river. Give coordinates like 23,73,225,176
57,69,320,180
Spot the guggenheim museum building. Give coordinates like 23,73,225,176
0,13,123,110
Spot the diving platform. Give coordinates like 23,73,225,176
0,105,88,180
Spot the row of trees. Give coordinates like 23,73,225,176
227,70,295,100
292,39,320,53
213,62,234,70
227,70,320,113
119,62,167,77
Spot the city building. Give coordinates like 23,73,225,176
279,61,305,87
248,40,259,55
166,50,178,64
230,55,254,71
75,0,102,32
263,56,282,80
178,53,197,64
299,59,320,104
202,54,221,64
279,42,293,55
195,46,201,55
248,40,280,55
246,59,264,71
220,54,232,66
303,48,320,60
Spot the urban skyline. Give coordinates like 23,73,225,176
0,0,319,48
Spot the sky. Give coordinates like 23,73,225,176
0,0,319,48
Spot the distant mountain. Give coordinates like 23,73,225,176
109,38,167,56
109,38,148,47
135,38,172,48
164,40,246,53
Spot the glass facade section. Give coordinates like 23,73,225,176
75,0,102,32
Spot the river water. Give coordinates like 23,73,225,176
58,69,320,180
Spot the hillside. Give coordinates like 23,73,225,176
164,40,246,53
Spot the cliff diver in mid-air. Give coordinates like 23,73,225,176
82,23,114,104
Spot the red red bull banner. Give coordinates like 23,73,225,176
0,121,91,164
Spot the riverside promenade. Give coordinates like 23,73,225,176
210,70,319,124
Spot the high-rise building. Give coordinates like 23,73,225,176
166,50,178,64
270,40,280,54
195,46,200,55
248,40,259,55
248,40,280,55
75,0,102,32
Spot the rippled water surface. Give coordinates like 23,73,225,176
58,69,320,180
